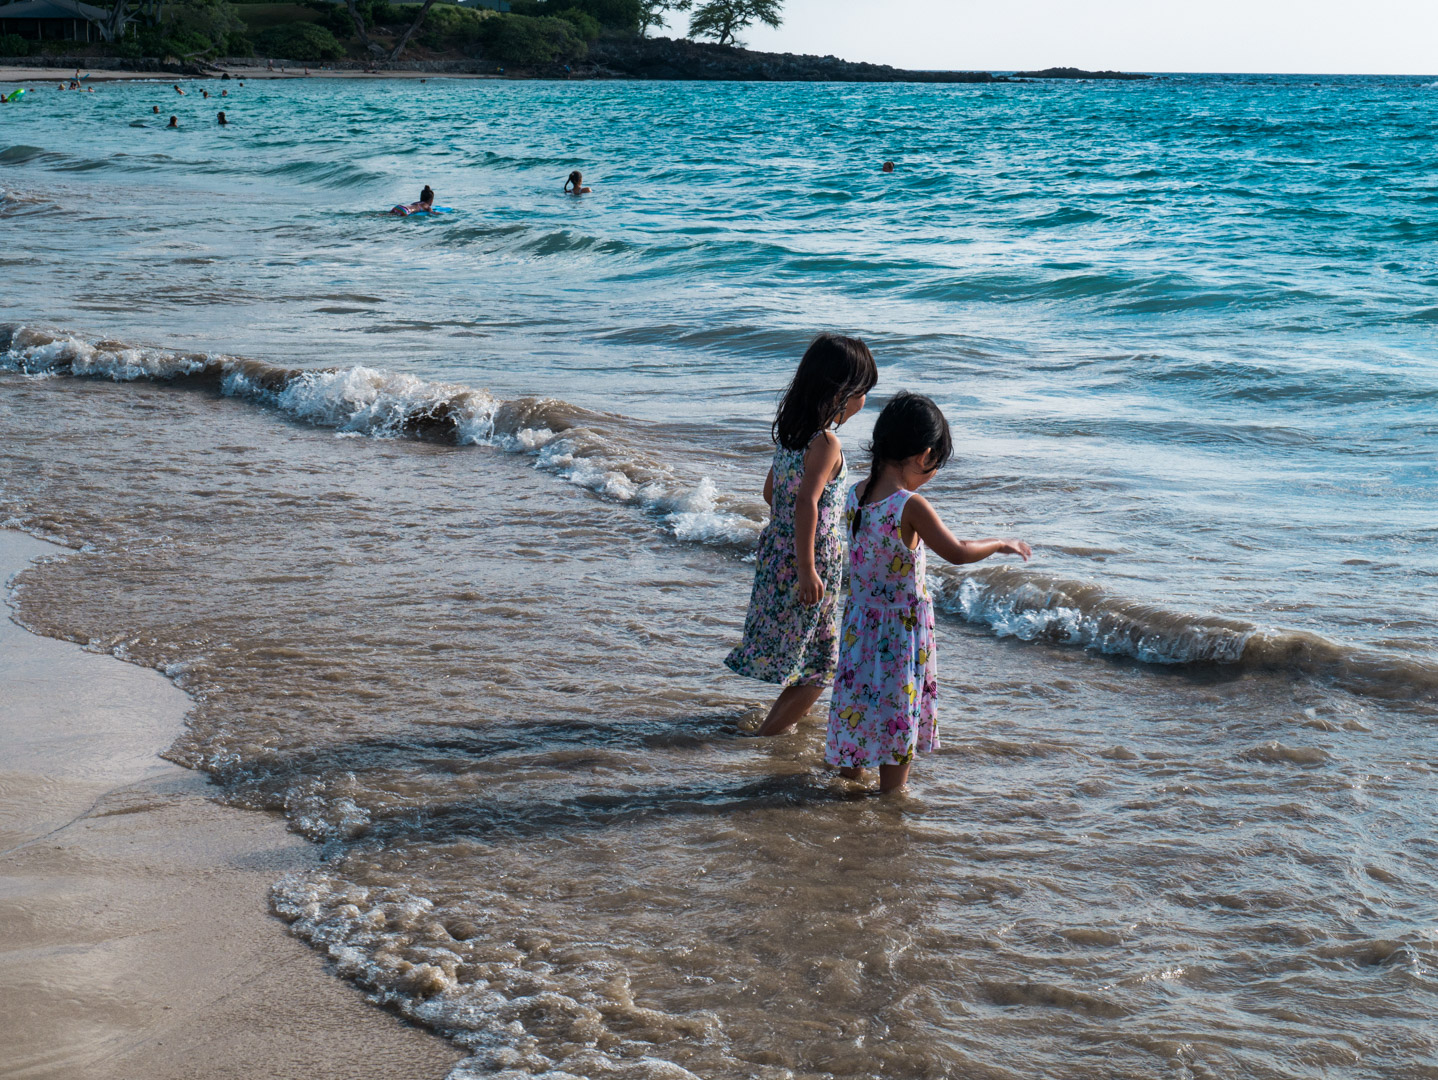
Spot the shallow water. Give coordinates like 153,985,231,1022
2,74,1437,1078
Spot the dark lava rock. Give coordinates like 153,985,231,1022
1013,66,1151,80
586,37,1002,83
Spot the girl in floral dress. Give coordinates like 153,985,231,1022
827,392,1031,792
726,334,879,737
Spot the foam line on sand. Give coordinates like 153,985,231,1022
0,529,461,1080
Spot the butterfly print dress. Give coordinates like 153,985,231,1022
826,487,939,768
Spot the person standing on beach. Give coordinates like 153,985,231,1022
726,334,878,737
826,393,1030,792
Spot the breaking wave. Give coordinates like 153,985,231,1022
5,323,1435,700
0,324,761,548
935,564,1438,698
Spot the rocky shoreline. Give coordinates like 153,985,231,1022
0,42,1152,84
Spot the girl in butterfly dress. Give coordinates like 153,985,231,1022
827,392,1031,792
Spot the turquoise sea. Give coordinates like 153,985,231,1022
2,73,1437,1079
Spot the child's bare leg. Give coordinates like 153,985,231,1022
753,683,823,736
878,761,911,793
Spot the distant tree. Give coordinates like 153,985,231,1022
685,0,779,46
387,0,440,60
638,0,689,36
344,0,385,56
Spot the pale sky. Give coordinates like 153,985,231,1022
669,0,1438,76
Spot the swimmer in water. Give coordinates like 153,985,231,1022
168,115,179,128
221,89,228,96
389,185,435,215
153,104,160,113
173,84,185,95
564,170,591,195
217,111,227,125
882,160,894,173
202,89,209,98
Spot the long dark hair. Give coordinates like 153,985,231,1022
564,170,583,191
420,185,434,203
772,334,878,450
852,391,953,536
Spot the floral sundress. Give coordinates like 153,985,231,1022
826,487,939,768
724,437,846,687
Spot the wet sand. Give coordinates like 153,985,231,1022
0,530,461,1080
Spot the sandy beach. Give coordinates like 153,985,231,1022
0,530,461,1080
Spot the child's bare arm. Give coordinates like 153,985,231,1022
902,494,1031,565
794,433,843,604
763,466,775,508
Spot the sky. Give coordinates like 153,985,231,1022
667,0,1438,76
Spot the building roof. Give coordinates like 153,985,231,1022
0,0,108,20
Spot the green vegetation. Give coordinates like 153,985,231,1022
5,0,794,69
511,0,638,32
415,4,493,51
254,21,344,58
553,7,600,41
232,3,323,33
475,14,586,64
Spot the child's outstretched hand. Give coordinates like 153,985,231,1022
999,539,1032,561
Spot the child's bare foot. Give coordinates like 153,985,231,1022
734,706,766,734
838,766,867,782
878,762,912,793
752,684,823,737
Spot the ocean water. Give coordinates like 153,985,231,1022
2,73,1437,1078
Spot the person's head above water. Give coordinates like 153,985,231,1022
217,111,227,125
420,185,434,205
882,160,894,173
168,115,178,127
564,170,589,193
152,104,159,113
772,333,879,451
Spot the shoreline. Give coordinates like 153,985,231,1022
0,63,497,82
0,48,1154,86
0,530,462,1080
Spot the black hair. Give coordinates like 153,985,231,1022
852,391,953,536
421,185,433,203
772,334,878,451
564,170,582,191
